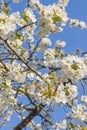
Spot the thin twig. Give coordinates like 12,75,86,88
16,22,37,32
80,79,86,95
13,105,43,130
27,38,42,61
0,61,8,71
39,114,53,126
0,36,44,81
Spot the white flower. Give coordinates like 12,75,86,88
6,61,26,83
65,83,78,99
58,0,69,9
59,55,87,82
7,32,16,41
58,120,67,129
44,48,55,67
39,37,51,48
71,104,87,121
81,95,87,105
0,79,17,126
69,19,87,29
23,8,36,22
84,54,87,64
37,4,68,36
29,0,43,10
27,72,35,80
56,91,68,104
9,12,21,24
55,40,66,48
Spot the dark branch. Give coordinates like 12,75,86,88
13,106,43,130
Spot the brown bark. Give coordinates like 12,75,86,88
13,106,42,130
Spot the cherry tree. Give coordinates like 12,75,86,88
0,0,87,130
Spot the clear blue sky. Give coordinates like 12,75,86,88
1,0,87,130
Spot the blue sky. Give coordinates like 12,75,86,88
1,0,87,130
62,0,87,53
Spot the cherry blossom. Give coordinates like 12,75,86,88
0,0,87,129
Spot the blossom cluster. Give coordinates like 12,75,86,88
0,0,87,129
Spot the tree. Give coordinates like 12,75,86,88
0,0,87,129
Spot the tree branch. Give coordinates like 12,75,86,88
16,22,37,32
0,36,44,81
13,106,42,130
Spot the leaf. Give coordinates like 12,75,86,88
52,14,61,24
71,64,78,70
64,87,69,96
70,123,76,128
